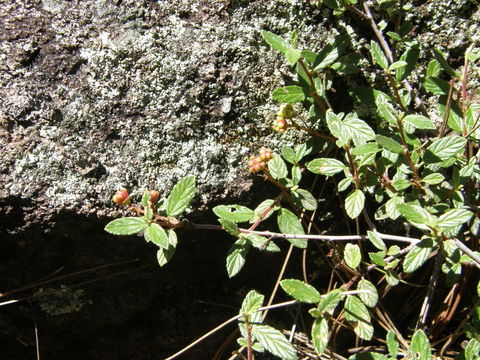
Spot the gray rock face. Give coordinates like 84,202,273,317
0,0,321,228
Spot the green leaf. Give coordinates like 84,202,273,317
396,44,419,81
369,251,387,266
243,233,280,252
343,118,376,146
386,269,400,286
396,203,429,224
387,330,399,358
261,30,290,54
338,177,352,192
312,316,329,355
344,295,372,340
426,60,441,77
281,279,321,303
352,143,380,156
286,48,302,66
422,173,444,185
252,325,298,360
403,237,435,273
156,230,177,266
344,243,362,269
433,48,460,78
291,165,302,185
367,230,387,251
240,290,264,316
357,279,378,307
423,77,450,95
306,158,346,176
313,43,340,71
219,218,240,237
375,135,404,153
370,40,388,70
268,155,288,180
376,102,398,125
144,223,169,249
345,189,365,219
438,209,473,229
326,110,348,145
291,188,318,211
317,289,343,314
213,205,254,223
281,146,296,164
409,329,432,360
105,217,148,235
272,86,305,103
389,60,407,71
226,240,248,278
403,115,436,130
253,199,276,222
277,208,307,248
165,175,196,217
465,339,480,360
424,135,467,163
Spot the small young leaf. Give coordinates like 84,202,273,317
354,320,374,341
105,217,148,235
375,135,404,154
424,135,467,163
311,316,329,355
277,209,307,248
345,189,365,219
344,243,362,269
291,188,318,211
386,269,400,286
403,237,435,273
389,60,408,71
387,330,399,358
157,229,177,266
272,86,305,103
240,289,264,316
409,329,432,360
280,279,321,303
422,173,444,185
317,289,343,314
438,209,473,229
281,146,297,164
145,223,169,249
306,158,346,176
338,177,352,192
357,279,378,308
268,155,288,180
252,325,298,360
403,115,436,130
261,30,290,54
370,40,388,70
226,240,248,278
396,44,419,81
219,218,240,237
291,165,302,185
253,199,276,222
165,175,196,217
243,233,280,252
426,60,441,77
285,48,302,66
367,231,387,251
213,205,254,223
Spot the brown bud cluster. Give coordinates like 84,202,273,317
248,147,274,173
112,188,130,205
273,104,294,132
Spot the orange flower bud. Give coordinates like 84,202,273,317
112,188,130,205
148,190,159,204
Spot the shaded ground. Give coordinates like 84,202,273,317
0,199,293,360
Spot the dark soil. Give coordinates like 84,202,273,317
0,202,292,360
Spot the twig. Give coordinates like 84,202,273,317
416,251,443,329
363,1,393,63
453,238,480,268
